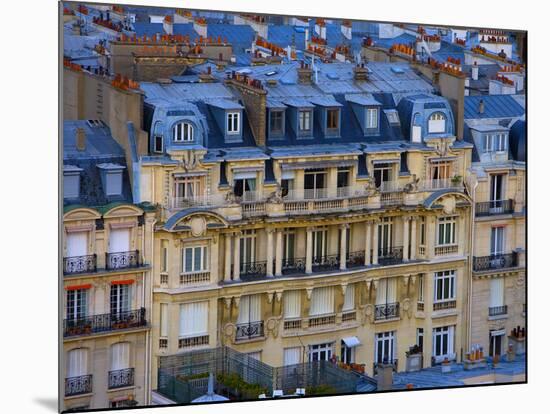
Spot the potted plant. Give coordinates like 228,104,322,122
441,357,451,373
451,175,462,186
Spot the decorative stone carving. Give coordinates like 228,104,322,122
223,297,232,309
265,317,280,338
402,298,412,319
364,178,379,196
267,291,275,304
340,283,348,296
275,291,283,302
224,190,239,204
363,304,374,324
404,174,420,193
266,184,283,203
222,323,236,344
441,196,456,215
306,288,313,300
189,216,207,237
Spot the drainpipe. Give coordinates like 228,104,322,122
144,216,157,405
467,178,478,352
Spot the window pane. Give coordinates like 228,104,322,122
185,248,193,272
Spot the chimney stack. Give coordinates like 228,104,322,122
297,61,313,84
471,62,479,80
376,363,394,391
353,63,369,81
76,128,86,151
478,99,484,114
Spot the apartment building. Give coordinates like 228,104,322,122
133,60,476,388
62,120,156,411
464,95,526,357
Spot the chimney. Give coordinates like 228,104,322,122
376,363,394,391
471,62,479,80
163,15,173,35
199,66,215,83
76,128,86,151
353,63,369,81
297,61,313,84
478,99,484,114
341,20,352,40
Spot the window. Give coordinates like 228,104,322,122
284,347,302,366
489,278,505,308
375,331,396,364
270,110,284,134
312,228,328,260
233,173,257,200
154,135,163,152
237,294,261,324
433,326,455,359
66,232,88,258
111,283,131,315
326,108,339,129
299,110,312,132
434,270,456,303
342,284,355,312
281,171,294,198
160,240,168,273
490,174,504,206
418,275,424,302
373,163,393,188
174,176,202,201
66,289,88,321
283,290,301,319
376,278,397,305
283,229,295,262
105,171,123,196
437,216,457,246
240,229,256,269
377,217,393,255
182,245,208,273
109,228,130,254
489,330,504,356
428,112,446,133
173,122,194,142
337,167,350,190
179,301,208,338
304,168,327,198
160,303,168,339
411,113,422,142
227,112,240,134
483,133,508,153
64,172,80,199
341,340,356,364
384,109,400,125
430,160,453,181
416,328,424,352
309,286,335,316
110,342,130,372
67,348,88,378
491,227,505,255
309,343,333,362
366,108,378,129
420,217,426,245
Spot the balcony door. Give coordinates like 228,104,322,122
312,228,328,261
432,326,455,360
489,330,505,357
239,229,256,271
233,172,257,201
430,160,452,188
110,283,131,317
489,174,505,211
378,218,393,256
67,232,88,257
304,168,326,199
109,228,130,254
175,176,202,202
373,163,393,189
283,230,295,262
237,294,261,324
375,331,396,364
490,227,505,256
376,278,397,306
111,342,130,372
66,289,88,321
67,348,88,378
308,343,332,362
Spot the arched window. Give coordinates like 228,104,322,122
173,122,194,142
428,112,446,133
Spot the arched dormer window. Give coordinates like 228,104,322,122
428,112,446,134
173,122,194,142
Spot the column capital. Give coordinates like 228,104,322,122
339,223,350,230
306,226,315,233
266,227,276,235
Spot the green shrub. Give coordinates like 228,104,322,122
307,384,338,395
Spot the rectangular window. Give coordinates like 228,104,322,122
109,228,130,254
284,347,302,366
489,331,504,356
377,217,393,254
283,290,301,319
240,229,256,269
283,229,295,262
491,227,505,255
373,163,393,188
309,286,335,316
227,112,240,134
64,174,80,199
489,278,505,308
105,172,123,196
434,270,456,302
182,245,208,273
179,301,208,337
366,108,378,129
433,326,454,358
437,216,457,246
299,110,312,132
430,160,453,181
326,109,339,129
420,217,426,245
375,331,396,364
337,167,350,189
416,328,424,352
154,135,163,152
376,278,397,305
66,289,88,320
233,176,257,200
160,303,168,338
66,232,88,257
341,340,356,364
418,275,424,302
343,284,355,312
161,240,168,273
237,294,261,324
304,168,327,198
270,110,284,134
309,343,333,362
174,176,202,201
110,284,131,315
312,228,328,260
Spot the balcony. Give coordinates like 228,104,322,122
342,311,357,322
283,186,372,214
419,178,463,191
178,335,209,349
433,300,456,311
239,261,267,280
283,318,302,330
63,308,147,337
63,254,97,275
65,374,93,397
282,257,307,275
377,246,404,266
105,250,140,270
309,314,336,327
374,302,400,321
475,199,514,217
473,252,518,272
170,194,226,210
346,251,365,268
489,305,508,317
180,271,210,285
312,254,340,272
235,321,264,341
434,244,459,256
108,368,135,389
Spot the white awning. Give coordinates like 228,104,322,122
342,336,361,348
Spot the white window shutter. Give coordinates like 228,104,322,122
160,303,168,337
489,278,505,307
309,287,334,316
180,302,208,336
343,284,355,311
283,291,301,318
376,279,387,305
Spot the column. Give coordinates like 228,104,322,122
403,216,410,261
372,220,379,265
364,221,372,266
339,224,348,270
306,227,313,274
266,229,274,277
275,229,283,276
224,234,232,282
410,217,417,260
233,232,241,281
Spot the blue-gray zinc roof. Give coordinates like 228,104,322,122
464,95,525,119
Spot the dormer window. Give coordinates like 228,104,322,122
484,133,508,153
299,110,312,132
428,112,446,133
63,165,83,200
366,108,378,129
327,109,339,130
384,109,400,126
173,122,194,142
154,135,163,153
97,163,125,197
270,110,284,135
227,112,240,135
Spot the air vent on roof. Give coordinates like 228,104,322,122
237,68,252,75
391,66,405,74
86,120,104,128
326,73,340,80
384,109,401,126
266,70,278,76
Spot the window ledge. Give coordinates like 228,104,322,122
488,314,508,321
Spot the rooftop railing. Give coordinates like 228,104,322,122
419,178,463,191
170,194,226,210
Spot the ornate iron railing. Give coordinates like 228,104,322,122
178,335,209,349
65,374,93,396
312,254,340,272
235,321,264,341
281,257,306,275
473,253,518,271
108,368,134,389
63,254,97,275
342,311,357,322
433,300,456,311
239,261,267,279
105,250,140,270
63,307,146,337
374,302,400,320
377,246,404,266
489,305,508,316
347,251,365,268
475,199,514,216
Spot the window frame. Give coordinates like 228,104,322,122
182,245,209,274
428,112,446,134
226,111,241,135
326,108,340,130
366,107,379,129
298,109,312,132
173,122,194,143
269,109,284,135
434,270,456,303
153,135,164,153
436,216,457,246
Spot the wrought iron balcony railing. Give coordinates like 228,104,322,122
374,302,400,320
63,308,147,337
281,257,306,275
235,321,264,341
346,251,365,268
312,254,340,272
63,254,97,275
475,199,514,217
377,246,404,266
239,261,267,280
108,368,134,389
65,374,93,397
473,252,518,272
489,305,508,317
105,250,140,270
